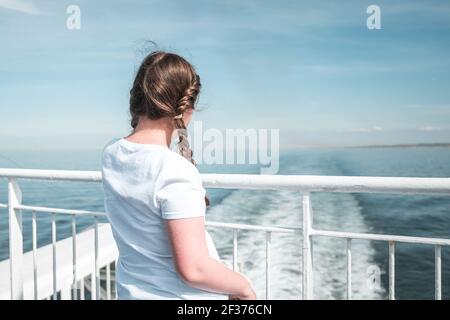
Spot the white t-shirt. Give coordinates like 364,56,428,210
101,137,228,300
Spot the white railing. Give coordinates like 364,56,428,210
0,168,450,300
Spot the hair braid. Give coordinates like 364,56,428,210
172,74,200,163
173,77,209,206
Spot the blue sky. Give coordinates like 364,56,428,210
0,0,449,149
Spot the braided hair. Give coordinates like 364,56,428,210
129,51,209,206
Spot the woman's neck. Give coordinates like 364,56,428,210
125,117,174,147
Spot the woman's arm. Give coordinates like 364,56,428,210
165,217,256,299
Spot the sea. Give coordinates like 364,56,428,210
0,146,449,300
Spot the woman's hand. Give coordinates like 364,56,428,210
229,285,257,300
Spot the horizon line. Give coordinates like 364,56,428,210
0,142,449,152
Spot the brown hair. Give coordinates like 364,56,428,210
129,51,209,206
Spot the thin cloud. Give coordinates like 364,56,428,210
346,126,384,133
0,0,40,14
405,104,450,110
418,126,442,132
404,104,450,116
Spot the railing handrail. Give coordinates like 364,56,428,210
1,168,450,195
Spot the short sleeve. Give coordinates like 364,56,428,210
156,157,206,220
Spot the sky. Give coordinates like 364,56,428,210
0,0,449,149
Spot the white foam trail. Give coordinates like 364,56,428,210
206,188,384,299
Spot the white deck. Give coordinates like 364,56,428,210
0,223,118,300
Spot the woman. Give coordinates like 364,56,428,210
101,51,256,300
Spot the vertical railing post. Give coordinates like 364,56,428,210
389,241,395,300
72,215,77,300
51,213,57,299
32,211,38,300
114,259,118,299
346,238,352,300
106,263,111,300
90,272,97,300
94,216,100,299
265,231,271,300
302,192,314,300
435,245,442,300
80,279,85,300
8,178,23,300
232,230,238,271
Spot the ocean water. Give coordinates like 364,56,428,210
0,147,449,300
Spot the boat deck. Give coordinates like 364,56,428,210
0,223,117,300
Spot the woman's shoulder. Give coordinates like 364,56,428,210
155,149,205,189
160,148,201,177
102,138,121,152
101,138,122,165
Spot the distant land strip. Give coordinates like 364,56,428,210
343,142,450,149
